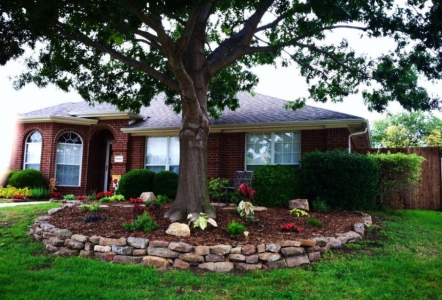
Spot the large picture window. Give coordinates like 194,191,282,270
55,132,83,186
145,136,180,173
245,132,301,170
23,131,42,170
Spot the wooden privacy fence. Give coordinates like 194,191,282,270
364,147,441,211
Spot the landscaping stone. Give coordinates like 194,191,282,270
56,247,79,257
245,254,259,263
52,228,72,240
66,239,85,250
89,235,101,244
41,223,55,231
48,237,65,247
140,192,157,203
326,237,342,248
127,237,149,249
299,239,316,247
257,244,266,253
198,262,234,273
308,252,321,262
235,263,263,270
228,254,246,262
285,254,310,267
147,247,180,258
149,240,169,247
194,246,210,255
210,245,231,255
241,244,256,255
281,246,305,257
112,246,134,255
113,255,142,265
84,242,95,251
205,254,225,262
173,259,190,270
133,249,147,256
312,237,328,247
48,207,63,215
305,246,320,253
71,234,89,243
266,243,281,253
336,231,362,242
79,250,94,258
258,252,281,262
166,223,190,237
264,260,286,269
141,256,169,268
353,223,365,236
100,237,126,246
179,253,204,264
288,199,309,211
94,245,112,253
168,242,193,253
230,246,242,254
95,252,116,262
45,244,59,253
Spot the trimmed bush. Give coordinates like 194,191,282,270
368,152,425,210
299,150,379,211
153,171,179,199
253,165,301,207
116,169,155,199
8,169,45,189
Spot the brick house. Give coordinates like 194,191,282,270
10,92,371,195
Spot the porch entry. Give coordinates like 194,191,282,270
104,141,113,191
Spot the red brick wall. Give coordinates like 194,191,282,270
128,136,146,170
207,133,221,179
301,129,327,153
326,128,352,151
220,132,246,180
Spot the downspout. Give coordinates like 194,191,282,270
348,128,368,153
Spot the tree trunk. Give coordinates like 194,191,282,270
164,92,215,222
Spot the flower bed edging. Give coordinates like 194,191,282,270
30,204,372,273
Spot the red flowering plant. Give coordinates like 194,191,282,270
238,183,255,201
76,195,87,201
104,191,113,197
95,191,105,199
130,197,144,204
280,223,302,233
133,203,156,214
12,194,26,200
50,191,62,199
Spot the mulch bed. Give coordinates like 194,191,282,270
48,202,366,246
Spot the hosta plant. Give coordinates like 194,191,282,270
79,203,102,212
290,208,309,217
63,194,76,200
187,212,217,231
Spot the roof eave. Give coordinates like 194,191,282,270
18,115,98,125
68,111,144,120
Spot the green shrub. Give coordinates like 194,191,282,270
99,197,111,203
152,171,179,199
300,150,379,211
307,218,324,227
253,165,301,207
208,178,230,200
117,169,155,199
368,152,425,210
123,211,158,232
157,194,173,204
29,187,49,199
310,197,330,212
226,221,247,236
63,194,76,200
79,203,102,212
8,169,45,189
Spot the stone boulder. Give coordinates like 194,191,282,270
140,192,157,203
288,199,309,211
166,223,191,237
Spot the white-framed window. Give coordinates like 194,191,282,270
55,132,83,186
145,136,180,173
23,131,42,170
245,132,301,170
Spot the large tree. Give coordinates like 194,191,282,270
1,0,441,220
371,111,442,147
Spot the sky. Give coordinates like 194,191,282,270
1,25,441,176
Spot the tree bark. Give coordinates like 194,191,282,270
164,92,215,222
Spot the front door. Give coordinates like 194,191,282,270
104,141,113,191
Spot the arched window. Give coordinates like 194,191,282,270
55,132,83,186
23,131,42,170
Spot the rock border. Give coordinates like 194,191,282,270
30,203,372,273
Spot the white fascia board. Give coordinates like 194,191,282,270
121,119,368,135
68,111,144,120
18,115,98,125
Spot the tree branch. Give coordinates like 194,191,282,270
52,20,180,92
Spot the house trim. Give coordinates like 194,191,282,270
19,116,98,125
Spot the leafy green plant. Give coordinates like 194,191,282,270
99,197,111,203
311,198,330,212
188,213,217,230
7,169,45,188
123,211,158,232
226,221,247,236
117,169,155,199
290,208,309,217
208,178,230,199
157,194,173,204
63,194,76,200
0,185,32,199
28,186,49,199
110,194,125,201
253,165,301,207
152,170,179,199
308,218,324,227
79,203,102,212
369,152,425,210
300,150,379,211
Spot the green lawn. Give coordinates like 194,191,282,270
0,203,441,300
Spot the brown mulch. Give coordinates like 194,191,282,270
48,202,366,246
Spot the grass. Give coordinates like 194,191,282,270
0,204,441,300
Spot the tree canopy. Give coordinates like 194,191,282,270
1,0,442,220
371,111,442,147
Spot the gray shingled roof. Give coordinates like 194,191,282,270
20,92,364,129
